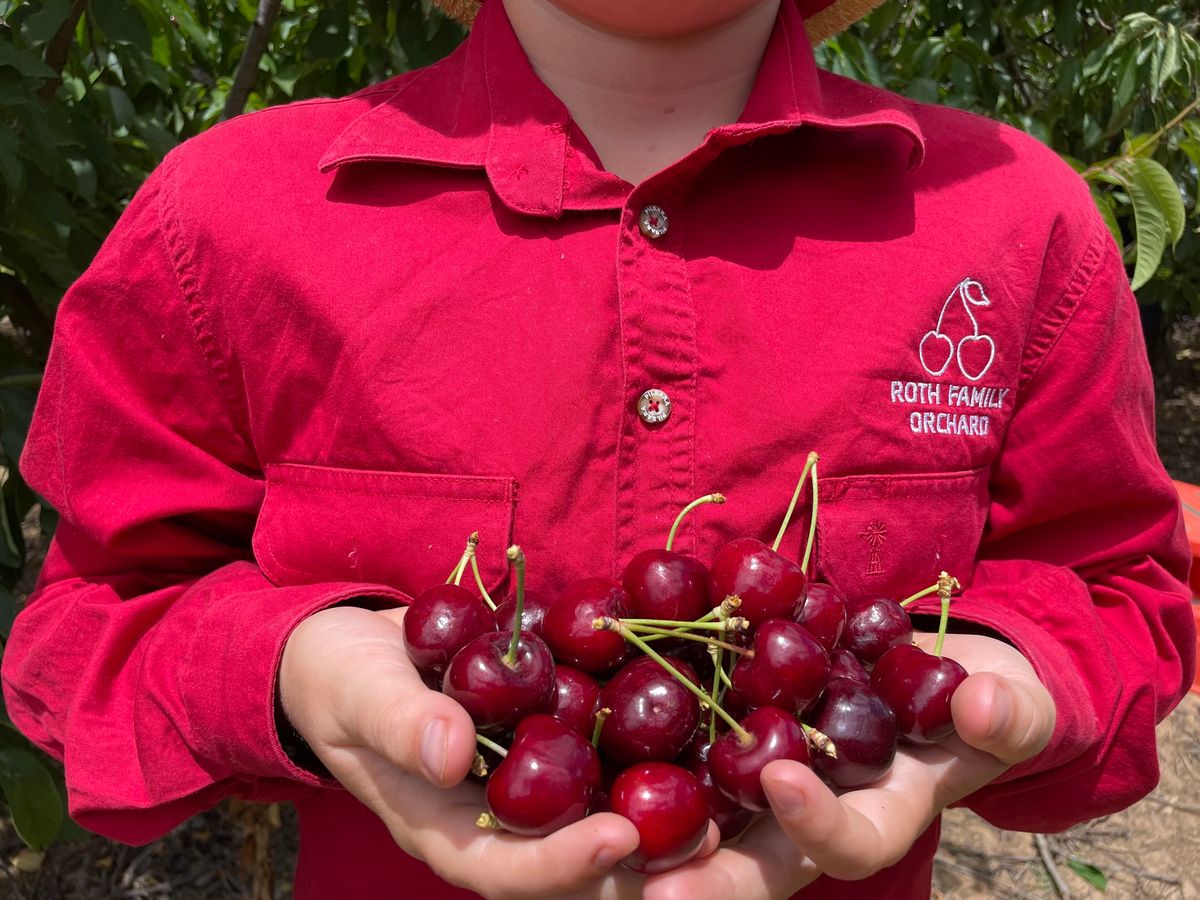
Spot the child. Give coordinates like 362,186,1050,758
3,0,1193,897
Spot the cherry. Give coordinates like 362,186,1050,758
442,547,556,734
681,737,755,841
730,619,829,714
708,706,810,811
494,588,553,637
794,582,846,652
709,538,807,626
609,763,709,874
806,676,898,788
402,583,495,680
622,494,724,625
598,656,701,764
484,714,602,836
828,647,871,685
548,665,602,737
543,577,632,673
871,645,967,744
839,595,912,664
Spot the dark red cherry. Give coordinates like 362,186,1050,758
402,584,495,679
494,588,554,638
485,714,602,836
870,644,968,744
623,549,711,624
441,632,555,734
542,578,632,673
598,656,701,764
708,706,810,811
829,648,871,685
610,763,709,874
806,676,898,789
794,582,846,652
548,666,602,737
839,596,912,664
709,538,807,625
681,737,755,841
731,619,829,714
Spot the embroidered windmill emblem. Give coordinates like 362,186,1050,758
860,520,888,576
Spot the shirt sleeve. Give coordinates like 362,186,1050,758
0,156,409,845
908,216,1195,832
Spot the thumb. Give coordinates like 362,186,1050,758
951,671,1056,766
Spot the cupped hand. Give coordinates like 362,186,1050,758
280,605,697,899
644,632,1056,900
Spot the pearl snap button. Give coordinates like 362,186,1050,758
638,205,669,240
637,389,671,424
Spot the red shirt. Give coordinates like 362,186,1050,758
3,1,1193,897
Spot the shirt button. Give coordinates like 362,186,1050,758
637,389,671,424
638,205,669,240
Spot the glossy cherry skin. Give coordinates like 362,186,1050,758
806,676,898,789
794,582,847,653
548,665,602,737
708,706,810,811
494,588,554,638
610,762,709,874
731,619,830,714
839,596,912,664
828,647,871,685
681,737,755,841
441,632,555,734
486,714,602,836
709,538,807,625
402,584,495,680
542,578,632,673
622,549,711,623
598,656,701,764
870,644,968,744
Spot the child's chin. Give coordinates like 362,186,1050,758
548,0,770,39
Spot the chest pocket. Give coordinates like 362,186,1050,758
253,463,518,598
814,468,990,602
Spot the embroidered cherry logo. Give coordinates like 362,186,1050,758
918,331,954,377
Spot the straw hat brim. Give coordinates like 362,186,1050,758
434,0,886,44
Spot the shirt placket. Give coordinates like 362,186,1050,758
613,183,699,572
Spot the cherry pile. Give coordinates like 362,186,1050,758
402,452,969,873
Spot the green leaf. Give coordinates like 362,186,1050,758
0,746,65,851
1111,156,1186,290
1090,188,1124,249
0,42,57,80
21,0,74,44
90,0,152,52
1066,857,1109,892
0,124,24,201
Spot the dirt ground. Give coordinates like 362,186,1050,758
0,319,1196,900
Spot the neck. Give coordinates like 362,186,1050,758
502,0,782,185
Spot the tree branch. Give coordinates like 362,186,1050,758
222,0,283,121
36,0,88,101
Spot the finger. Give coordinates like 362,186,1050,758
951,671,1056,766
759,760,929,881
422,810,644,900
645,817,818,900
330,612,478,787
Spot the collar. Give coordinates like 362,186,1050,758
318,0,925,218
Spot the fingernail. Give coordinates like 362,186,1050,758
593,845,627,871
988,681,1012,740
766,778,806,816
419,719,446,783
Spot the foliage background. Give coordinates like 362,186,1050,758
0,0,1197,856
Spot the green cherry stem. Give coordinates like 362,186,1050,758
475,733,508,758
932,571,960,658
665,493,726,551
468,549,497,611
596,618,751,743
898,582,940,609
622,622,751,656
591,707,612,749
772,451,820,553
446,533,479,585
503,545,526,668
799,454,819,576
708,646,724,743
619,617,747,633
